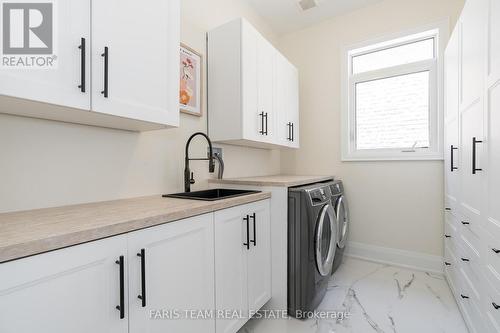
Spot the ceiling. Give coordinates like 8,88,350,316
247,0,384,35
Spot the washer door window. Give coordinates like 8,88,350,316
315,204,337,276
336,196,349,249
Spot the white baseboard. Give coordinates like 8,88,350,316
344,241,444,274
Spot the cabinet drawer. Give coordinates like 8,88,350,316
455,270,487,333
482,232,500,294
444,245,460,291
482,277,500,333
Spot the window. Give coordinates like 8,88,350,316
341,25,445,161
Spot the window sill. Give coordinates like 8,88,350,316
341,154,444,162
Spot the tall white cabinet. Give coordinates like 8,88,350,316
0,0,180,131
444,0,500,332
208,18,300,149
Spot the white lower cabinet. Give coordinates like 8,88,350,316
0,200,271,333
0,235,128,333
215,200,271,333
128,214,216,333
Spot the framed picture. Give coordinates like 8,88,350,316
179,44,203,116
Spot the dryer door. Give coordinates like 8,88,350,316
336,195,349,249
315,204,337,276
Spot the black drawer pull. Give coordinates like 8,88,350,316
291,122,294,142
445,207,452,211
445,235,451,238
101,47,109,98
444,262,451,266
78,37,86,93
461,221,470,225
250,213,256,246
472,137,483,174
493,302,500,310
451,145,458,172
259,112,265,135
137,249,146,307
460,294,469,299
243,215,250,250
115,256,125,319
264,113,269,135
493,248,500,254
461,258,470,262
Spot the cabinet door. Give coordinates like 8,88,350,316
444,117,460,211
460,101,484,225
275,53,291,147
460,0,487,108
486,0,500,84
0,0,90,110
214,205,248,333
257,37,275,142
241,21,260,143
128,214,215,333
92,0,179,126
247,200,271,313
288,63,300,148
0,236,128,333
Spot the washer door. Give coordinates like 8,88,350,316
315,204,337,276
336,195,349,249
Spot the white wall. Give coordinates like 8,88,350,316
0,0,280,213
278,0,465,256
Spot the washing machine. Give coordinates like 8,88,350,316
288,181,338,318
330,180,349,274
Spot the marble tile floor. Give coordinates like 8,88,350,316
240,257,468,333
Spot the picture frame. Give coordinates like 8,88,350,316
179,43,203,117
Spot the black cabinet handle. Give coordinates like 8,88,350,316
493,302,500,310
250,213,256,246
115,256,125,319
243,215,250,250
101,47,109,98
259,112,265,135
451,145,458,172
445,235,451,238
460,294,469,299
78,38,86,93
461,221,470,225
444,262,451,266
445,208,452,211
291,123,295,142
461,258,470,262
287,123,292,141
137,249,146,308
264,113,269,135
472,137,483,174
493,248,500,254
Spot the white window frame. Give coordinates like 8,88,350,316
341,21,448,161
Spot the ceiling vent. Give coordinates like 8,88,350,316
298,0,318,11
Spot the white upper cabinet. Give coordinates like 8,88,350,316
275,52,300,148
92,0,179,127
208,18,300,149
0,0,180,131
0,0,91,110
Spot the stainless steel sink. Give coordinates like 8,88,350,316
162,189,261,201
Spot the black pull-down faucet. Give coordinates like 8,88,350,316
184,132,215,192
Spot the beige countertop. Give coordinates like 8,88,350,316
0,192,270,263
209,175,335,187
